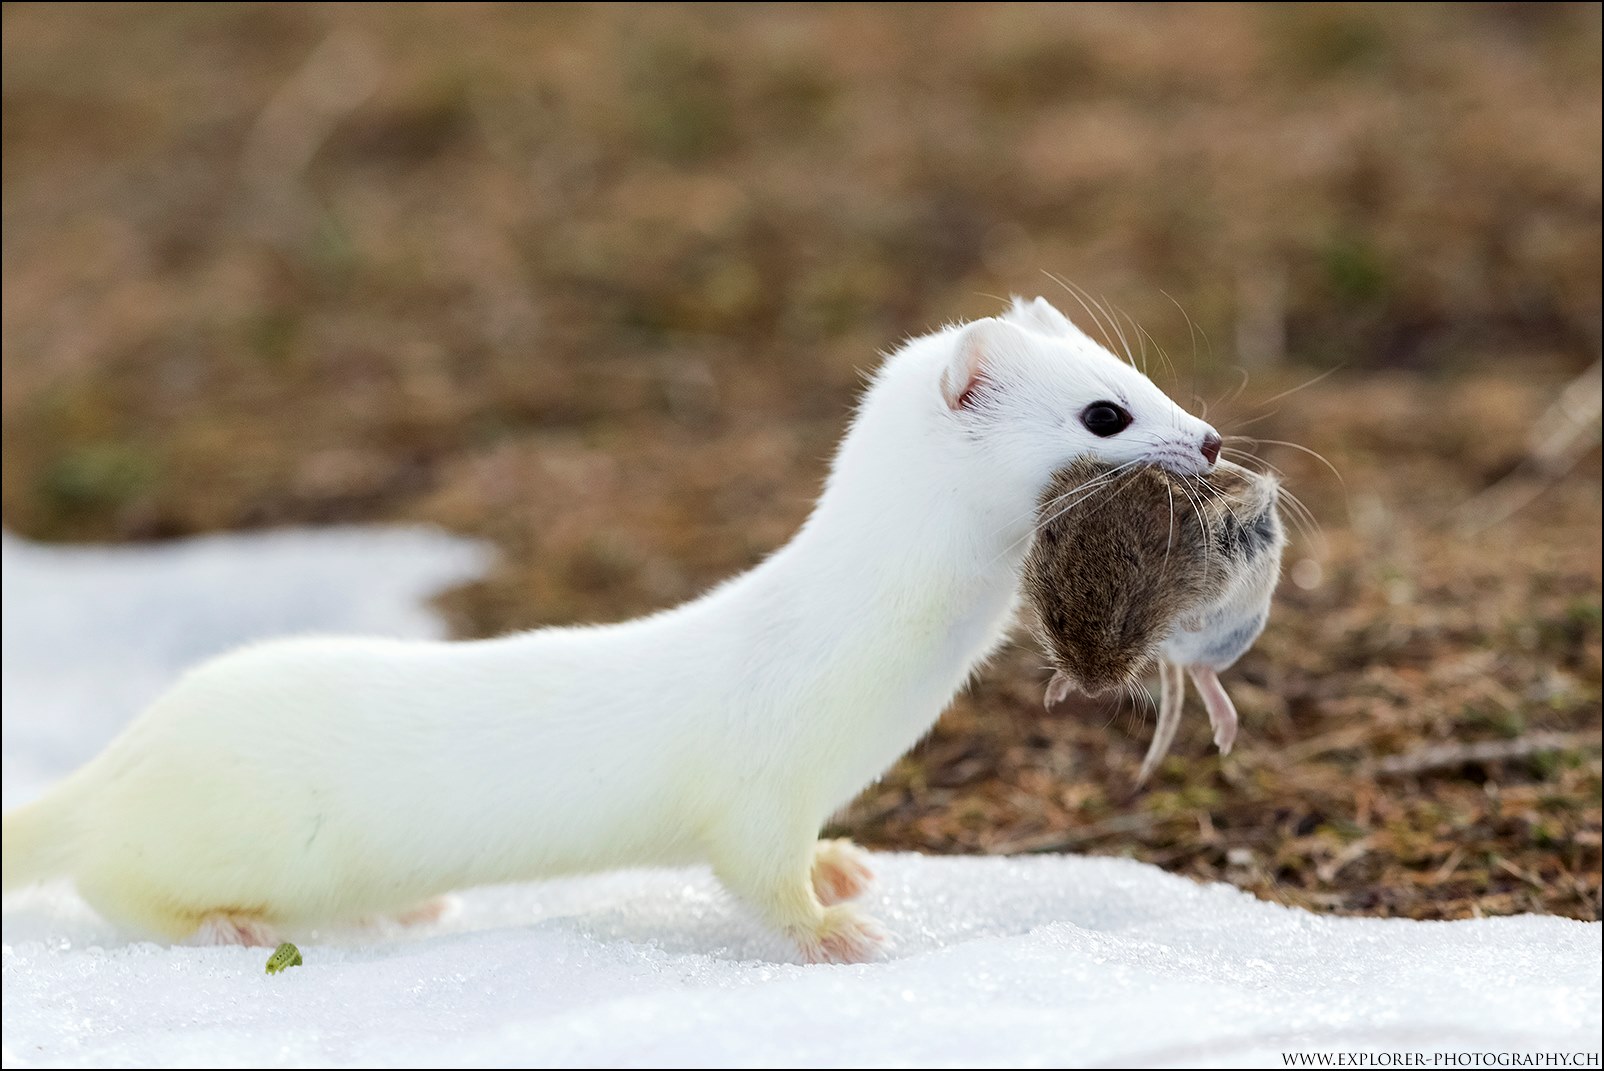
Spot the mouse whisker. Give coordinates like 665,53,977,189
1127,674,1157,729
1221,447,1325,551
1276,487,1326,554
1221,449,1320,536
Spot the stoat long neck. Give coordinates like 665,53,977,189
733,350,1039,808
798,360,1036,580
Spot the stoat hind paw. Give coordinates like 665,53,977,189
811,839,875,906
794,903,889,965
189,914,280,947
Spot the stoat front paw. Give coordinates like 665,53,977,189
811,839,875,906
794,903,889,965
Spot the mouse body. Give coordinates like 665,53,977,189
1023,457,1285,783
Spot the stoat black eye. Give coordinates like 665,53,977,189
1080,401,1132,437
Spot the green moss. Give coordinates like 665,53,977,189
1321,234,1390,305
1463,703,1526,740
265,942,303,974
39,443,159,518
244,310,301,366
757,63,837,133
1271,7,1392,78
627,40,736,163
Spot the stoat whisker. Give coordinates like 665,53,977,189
990,458,1147,563
1123,311,1180,398
1026,466,1143,540
1021,467,1149,575
1218,445,1276,473
1161,479,1177,580
990,459,1139,545
1228,407,1281,431
1045,273,1139,372
1037,460,1143,516
1245,366,1343,410
1122,307,1154,381
1225,435,1346,488
1185,475,1231,527
1097,293,1142,375
1211,365,1253,416
1159,288,1212,423
1174,473,1216,582
1113,434,1233,559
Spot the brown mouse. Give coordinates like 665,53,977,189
1023,458,1285,782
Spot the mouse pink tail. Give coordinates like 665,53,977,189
2,789,78,894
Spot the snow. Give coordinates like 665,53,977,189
2,526,1598,1068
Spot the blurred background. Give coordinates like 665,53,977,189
2,3,1599,919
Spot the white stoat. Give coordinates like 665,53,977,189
1,297,1219,963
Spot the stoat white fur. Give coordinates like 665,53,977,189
2,297,1219,963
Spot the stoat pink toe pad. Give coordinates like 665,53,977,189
811,839,875,906
794,903,889,965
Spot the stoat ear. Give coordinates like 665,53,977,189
941,317,1028,411
1009,296,1096,347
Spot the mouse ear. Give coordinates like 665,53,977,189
1008,296,1098,348
941,317,1029,411
1044,670,1075,710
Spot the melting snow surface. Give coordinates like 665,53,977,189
2,527,1598,1068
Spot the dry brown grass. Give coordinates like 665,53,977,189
2,3,1599,919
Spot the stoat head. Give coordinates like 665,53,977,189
937,295,1220,481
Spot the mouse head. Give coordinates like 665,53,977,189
1191,461,1285,582
1161,459,1286,669
938,297,1221,490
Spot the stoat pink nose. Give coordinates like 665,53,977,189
1200,432,1222,466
